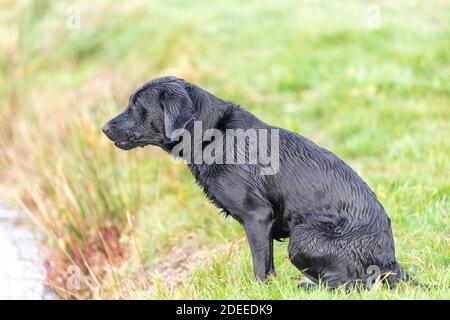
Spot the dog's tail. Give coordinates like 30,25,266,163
401,272,434,289
385,263,436,289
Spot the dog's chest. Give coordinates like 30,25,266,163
188,164,244,223
190,164,225,196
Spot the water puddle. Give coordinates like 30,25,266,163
0,202,57,299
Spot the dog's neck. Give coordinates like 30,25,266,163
160,87,237,155
187,84,233,131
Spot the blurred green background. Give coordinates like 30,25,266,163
0,0,448,299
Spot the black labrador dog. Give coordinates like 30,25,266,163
102,76,414,289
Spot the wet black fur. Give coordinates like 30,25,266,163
103,76,417,289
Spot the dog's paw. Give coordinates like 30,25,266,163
295,279,319,291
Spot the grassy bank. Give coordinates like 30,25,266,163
0,0,448,299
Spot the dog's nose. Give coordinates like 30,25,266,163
102,123,111,135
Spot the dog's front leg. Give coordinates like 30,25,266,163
242,209,275,282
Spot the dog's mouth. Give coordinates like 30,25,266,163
114,140,137,150
114,135,150,150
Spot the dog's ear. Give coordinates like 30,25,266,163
160,82,196,139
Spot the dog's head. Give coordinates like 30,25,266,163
102,76,197,150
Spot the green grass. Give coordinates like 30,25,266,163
0,0,448,299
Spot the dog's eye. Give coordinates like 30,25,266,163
130,105,147,119
130,105,140,114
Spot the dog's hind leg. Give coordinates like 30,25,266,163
287,224,359,289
